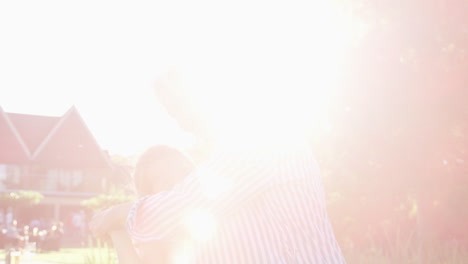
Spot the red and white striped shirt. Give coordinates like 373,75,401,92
127,144,346,263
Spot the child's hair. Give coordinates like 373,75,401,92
133,145,195,197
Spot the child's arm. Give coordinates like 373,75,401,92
90,202,134,237
136,240,172,264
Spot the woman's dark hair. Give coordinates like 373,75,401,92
133,145,194,196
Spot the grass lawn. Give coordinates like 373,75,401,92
0,248,116,264
342,246,468,264
1,246,467,263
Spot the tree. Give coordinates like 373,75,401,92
316,0,468,249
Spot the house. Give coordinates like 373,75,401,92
0,106,114,223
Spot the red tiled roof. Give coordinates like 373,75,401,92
0,108,30,163
32,108,110,168
0,106,110,168
7,113,60,154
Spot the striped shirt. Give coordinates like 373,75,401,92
127,144,346,263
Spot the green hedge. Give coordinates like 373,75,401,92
81,194,136,211
0,191,44,207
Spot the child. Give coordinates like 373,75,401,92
109,145,195,264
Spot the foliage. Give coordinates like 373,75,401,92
84,238,117,264
343,241,468,264
314,0,468,250
0,247,117,264
83,155,137,211
111,154,137,167
0,190,44,207
81,194,136,211
1,243,467,264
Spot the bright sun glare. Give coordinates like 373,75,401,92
184,209,217,242
0,1,364,155
164,1,362,147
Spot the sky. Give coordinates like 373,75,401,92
0,1,201,155
0,0,360,155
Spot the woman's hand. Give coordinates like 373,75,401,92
89,202,134,238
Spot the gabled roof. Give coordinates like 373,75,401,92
0,107,30,163
0,106,111,168
32,107,111,168
7,112,60,154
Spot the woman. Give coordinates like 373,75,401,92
90,70,347,263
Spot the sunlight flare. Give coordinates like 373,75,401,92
167,1,364,147
199,173,233,199
184,209,217,241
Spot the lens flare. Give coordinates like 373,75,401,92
169,1,363,147
198,172,233,199
183,209,217,241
